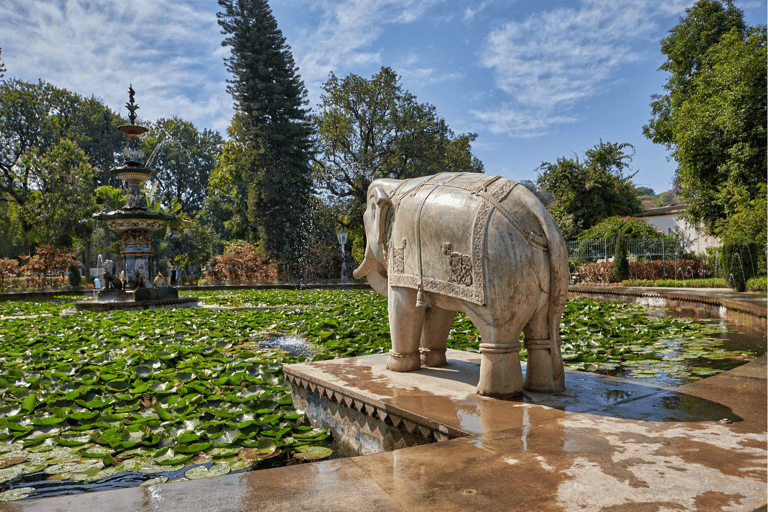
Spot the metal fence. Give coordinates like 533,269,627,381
566,238,686,262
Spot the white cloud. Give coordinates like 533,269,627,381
284,0,443,97
0,0,232,132
471,102,577,138
475,0,691,136
463,2,488,22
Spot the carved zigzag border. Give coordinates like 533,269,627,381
285,373,456,442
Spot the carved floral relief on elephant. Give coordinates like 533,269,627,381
352,172,569,398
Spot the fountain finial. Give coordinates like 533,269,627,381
126,84,139,125
119,85,149,139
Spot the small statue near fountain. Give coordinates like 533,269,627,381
153,259,173,287
101,260,122,290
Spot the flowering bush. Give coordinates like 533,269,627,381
571,259,707,284
203,241,278,284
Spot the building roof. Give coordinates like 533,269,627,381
633,203,687,218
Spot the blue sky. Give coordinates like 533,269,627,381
1,0,765,194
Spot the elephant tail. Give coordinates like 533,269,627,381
530,197,568,390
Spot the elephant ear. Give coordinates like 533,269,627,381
371,187,392,246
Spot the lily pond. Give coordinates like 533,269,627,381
0,289,763,502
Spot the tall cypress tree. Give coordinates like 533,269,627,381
217,0,314,266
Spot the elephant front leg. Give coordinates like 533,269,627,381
419,307,455,367
387,286,425,372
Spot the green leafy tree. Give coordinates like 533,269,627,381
0,79,125,235
520,180,553,208
0,48,6,79
536,141,643,239
643,0,765,242
655,190,679,206
635,187,655,197
141,117,223,214
217,0,315,265
205,112,254,243
312,67,483,233
578,217,662,241
16,140,97,248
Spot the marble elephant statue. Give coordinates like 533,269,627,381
352,172,568,398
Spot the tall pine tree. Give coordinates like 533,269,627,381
217,0,314,266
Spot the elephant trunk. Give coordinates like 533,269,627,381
352,253,376,279
353,246,388,297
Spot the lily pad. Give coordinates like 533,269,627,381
293,446,333,461
0,456,24,469
0,487,35,502
0,466,23,484
184,463,231,480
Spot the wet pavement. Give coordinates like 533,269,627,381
3,288,766,512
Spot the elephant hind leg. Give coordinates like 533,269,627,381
523,308,564,393
467,312,525,398
420,307,455,367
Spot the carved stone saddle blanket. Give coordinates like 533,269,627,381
385,173,548,306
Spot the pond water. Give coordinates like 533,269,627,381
602,317,765,388
0,292,764,502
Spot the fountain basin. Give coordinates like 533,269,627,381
74,292,198,312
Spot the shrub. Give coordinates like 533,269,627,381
0,258,20,292
747,277,767,293
203,241,277,284
19,245,78,290
620,278,729,288
68,265,82,288
571,259,706,284
613,235,629,281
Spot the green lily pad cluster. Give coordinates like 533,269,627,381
0,296,338,500
0,291,759,501
557,299,754,379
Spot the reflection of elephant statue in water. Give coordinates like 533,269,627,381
353,173,568,398
101,260,122,290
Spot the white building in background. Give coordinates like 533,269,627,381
633,203,721,255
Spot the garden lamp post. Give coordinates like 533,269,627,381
337,228,348,281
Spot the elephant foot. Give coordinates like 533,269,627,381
387,350,421,372
419,347,447,367
523,339,565,393
476,343,523,397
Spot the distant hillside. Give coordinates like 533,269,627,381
636,188,679,210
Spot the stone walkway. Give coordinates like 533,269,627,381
1,288,765,512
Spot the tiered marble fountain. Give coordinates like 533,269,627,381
76,87,197,312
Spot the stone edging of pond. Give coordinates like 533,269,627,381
568,285,766,335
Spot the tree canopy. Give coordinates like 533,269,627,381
536,141,642,239
643,0,766,246
218,0,315,264
312,67,483,231
577,216,662,241
0,79,125,253
141,117,223,214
